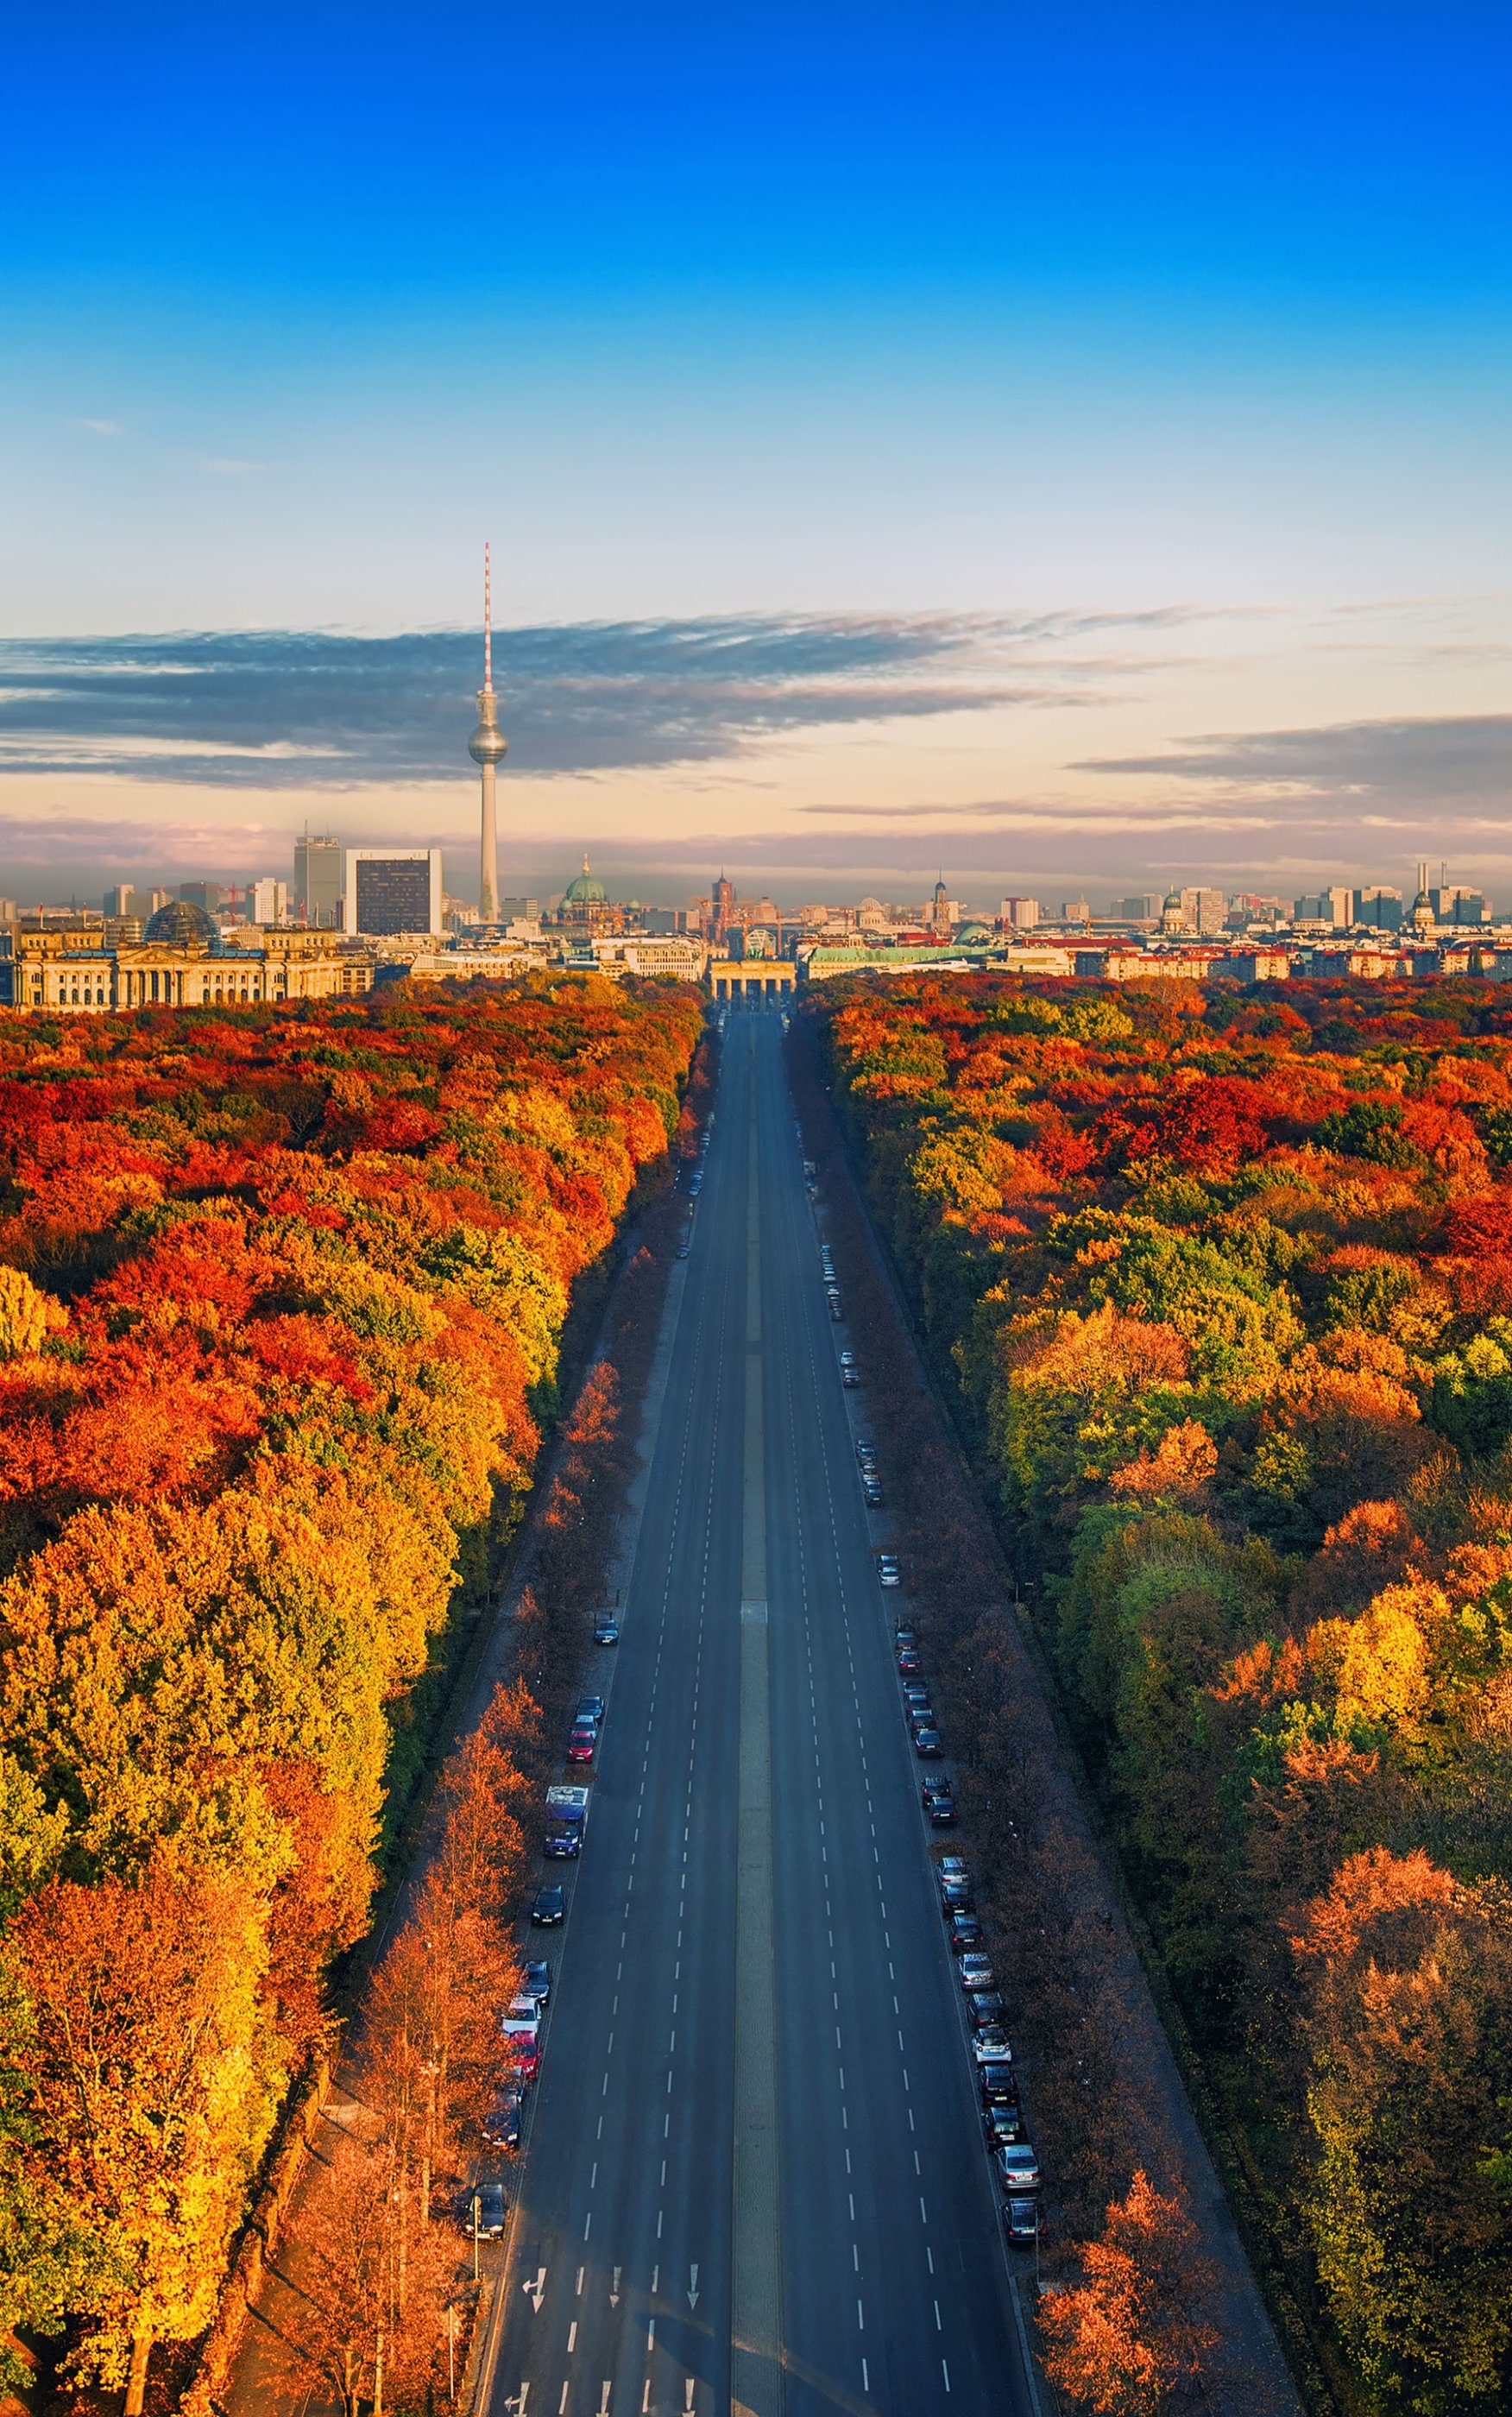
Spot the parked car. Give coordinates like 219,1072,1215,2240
520,1959,551,2006
862,1480,882,1505
896,1646,920,1674
936,1852,969,1881
914,1727,944,1758
531,1885,565,1927
878,1556,902,1590
506,2036,541,2082
594,1618,620,1645
576,1696,605,1724
973,2024,1012,2065
566,1726,595,1764
922,1777,955,1816
984,2105,1025,2152
469,2181,508,2238
828,1296,843,1320
966,1988,1005,2027
958,1953,994,1991
926,1791,959,1827
908,1703,937,1734
940,1877,974,1917
997,2143,1041,2195
676,1240,690,1259
980,2060,1017,2108
950,1912,984,1952
482,2086,525,2151
1005,2196,1040,2244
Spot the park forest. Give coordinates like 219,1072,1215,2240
815,971,1512,2416
0,973,702,2409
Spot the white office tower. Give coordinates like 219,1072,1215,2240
467,543,507,925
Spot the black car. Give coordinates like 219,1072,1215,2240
967,1987,1005,2027
531,1885,566,1927
927,1793,959,1827
941,1877,975,1917
594,1618,620,1645
985,2103,1025,2149
894,1625,918,1649
950,1912,984,1952
862,1482,883,1506
1005,2196,1040,2244
482,2086,524,2150
576,1696,605,1724
914,1728,944,1758
980,2060,1017,2107
469,2181,508,2237
908,1703,936,1733
521,1959,551,2005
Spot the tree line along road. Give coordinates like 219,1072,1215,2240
481,1007,1031,2417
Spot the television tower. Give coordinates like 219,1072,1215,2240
468,543,506,924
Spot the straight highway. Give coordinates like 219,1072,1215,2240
482,1009,1028,2416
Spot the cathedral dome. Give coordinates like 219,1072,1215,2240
563,855,608,906
142,899,220,950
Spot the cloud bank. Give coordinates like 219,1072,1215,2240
0,616,1064,787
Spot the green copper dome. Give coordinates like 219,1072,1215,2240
563,855,608,906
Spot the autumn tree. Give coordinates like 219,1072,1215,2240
9,1858,273,2413
1037,2170,1220,2414
284,2134,455,2417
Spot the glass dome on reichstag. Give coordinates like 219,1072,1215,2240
142,900,221,950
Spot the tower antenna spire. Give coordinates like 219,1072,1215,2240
483,540,493,691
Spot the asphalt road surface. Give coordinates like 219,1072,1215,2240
481,1009,1030,2417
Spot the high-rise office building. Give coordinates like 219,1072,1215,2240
343,849,444,937
250,878,289,926
1357,887,1403,931
294,835,343,928
1432,885,1490,927
467,544,506,923
1294,887,1355,928
999,896,1041,930
1180,886,1228,936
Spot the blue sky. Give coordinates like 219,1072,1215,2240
2,3,1509,903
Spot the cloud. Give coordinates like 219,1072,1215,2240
0,615,1105,788
77,418,123,437
1078,713,1512,809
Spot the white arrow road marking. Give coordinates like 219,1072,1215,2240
684,2382,696,2412
599,2386,611,2414
610,2264,621,2307
687,2262,700,2311
524,2269,546,2314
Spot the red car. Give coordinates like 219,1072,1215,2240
566,1727,595,1764
505,2036,541,2081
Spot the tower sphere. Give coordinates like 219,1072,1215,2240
469,711,508,767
